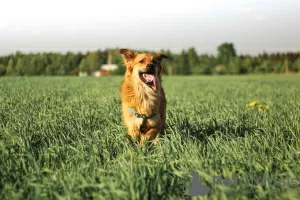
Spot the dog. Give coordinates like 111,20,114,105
119,49,168,145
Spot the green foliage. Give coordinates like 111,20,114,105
26,57,37,75
15,57,25,75
108,49,126,75
227,57,240,74
86,51,100,73
0,64,6,76
57,65,66,76
179,50,191,75
0,45,299,76
198,55,217,75
160,49,172,75
5,58,14,76
242,56,253,73
214,64,226,75
0,76,299,199
45,64,56,75
217,42,237,64
292,58,300,72
187,47,198,73
172,50,191,75
110,65,125,75
78,58,89,73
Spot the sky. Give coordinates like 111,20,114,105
1,0,300,56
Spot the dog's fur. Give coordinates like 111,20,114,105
119,49,167,144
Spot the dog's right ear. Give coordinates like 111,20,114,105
119,49,137,64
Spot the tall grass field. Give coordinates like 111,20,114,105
0,75,299,200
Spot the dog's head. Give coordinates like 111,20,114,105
119,49,168,92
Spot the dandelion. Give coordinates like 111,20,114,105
249,101,257,107
246,101,270,112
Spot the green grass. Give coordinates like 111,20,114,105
0,75,299,200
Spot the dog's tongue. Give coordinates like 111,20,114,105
143,74,157,91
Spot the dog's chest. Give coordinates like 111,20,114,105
135,117,159,129
146,118,158,127
140,117,159,134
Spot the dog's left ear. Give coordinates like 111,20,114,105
155,53,168,62
119,49,137,63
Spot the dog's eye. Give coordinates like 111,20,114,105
139,59,145,64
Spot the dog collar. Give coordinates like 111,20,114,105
128,107,157,132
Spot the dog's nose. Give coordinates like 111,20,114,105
146,63,155,71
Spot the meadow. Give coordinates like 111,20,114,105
0,75,299,200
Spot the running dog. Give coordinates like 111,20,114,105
119,49,168,145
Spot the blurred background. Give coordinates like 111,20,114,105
0,0,300,76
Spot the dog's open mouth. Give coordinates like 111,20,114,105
139,72,157,91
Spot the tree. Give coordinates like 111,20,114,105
6,58,14,76
45,64,56,75
170,55,181,75
187,47,198,73
179,50,191,75
47,53,63,75
109,49,123,66
57,65,66,76
160,49,172,75
15,57,25,75
26,57,37,75
217,43,237,65
0,64,6,76
227,57,241,74
298,56,300,73
1,47,300,76
198,54,216,75
257,60,276,74
214,65,226,75
284,56,289,74
292,58,300,72
35,54,46,75
65,52,77,75
78,58,89,73
242,56,253,73
86,51,100,73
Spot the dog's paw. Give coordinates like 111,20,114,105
152,138,160,145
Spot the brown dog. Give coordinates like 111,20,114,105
119,49,168,145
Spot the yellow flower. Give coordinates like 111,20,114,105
249,101,257,107
246,101,270,113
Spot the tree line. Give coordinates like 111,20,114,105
0,43,299,76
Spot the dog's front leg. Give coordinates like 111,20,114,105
140,128,160,145
127,116,143,139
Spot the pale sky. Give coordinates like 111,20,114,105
1,0,300,55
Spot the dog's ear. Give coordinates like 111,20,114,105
155,53,168,62
119,49,137,63
155,53,168,75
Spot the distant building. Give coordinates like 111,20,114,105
95,53,118,76
99,64,118,76
79,52,119,76
79,72,88,77
92,71,101,77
